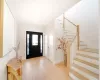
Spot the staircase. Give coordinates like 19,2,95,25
64,26,99,80
62,32,99,80
69,50,99,80
57,13,99,80
63,28,99,80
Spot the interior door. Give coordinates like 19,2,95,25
44,35,49,58
26,31,43,59
48,35,53,61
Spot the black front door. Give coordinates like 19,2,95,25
26,31,43,59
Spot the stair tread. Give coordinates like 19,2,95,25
74,60,99,74
74,58,99,69
70,48,99,80
80,48,99,53
76,53,98,60
70,68,88,80
73,64,99,79
77,50,98,54
76,55,98,65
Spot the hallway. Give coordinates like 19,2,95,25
0,0,99,80
22,57,69,80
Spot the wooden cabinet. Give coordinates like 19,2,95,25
7,58,22,80
0,0,3,57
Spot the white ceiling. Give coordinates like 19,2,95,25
6,0,80,26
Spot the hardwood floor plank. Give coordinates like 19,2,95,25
22,57,69,80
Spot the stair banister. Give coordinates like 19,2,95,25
62,13,80,75
63,13,80,50
57,13,80,70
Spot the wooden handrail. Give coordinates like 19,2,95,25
63,13,77,27
64,17,77,27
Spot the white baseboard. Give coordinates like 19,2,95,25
53,59,63,64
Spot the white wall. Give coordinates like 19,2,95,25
98,18,100,79
65,0,99,49
0,1,17,80
17,23,45,59
3,1,16,56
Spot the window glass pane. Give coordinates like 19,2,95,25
32,35,38,45
40,35,42,53
27,34,29,55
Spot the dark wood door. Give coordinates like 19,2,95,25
26,31,43,59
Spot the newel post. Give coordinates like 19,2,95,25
67,41,70,73
77,25,80,50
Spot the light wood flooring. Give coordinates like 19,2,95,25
22,57,69,80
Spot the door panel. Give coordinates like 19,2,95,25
48,35,54,61
26,31,43,59
44,35,49,58
31,34,40,57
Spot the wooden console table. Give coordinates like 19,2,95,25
7,58,22,80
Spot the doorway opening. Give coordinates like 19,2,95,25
26,31,43,59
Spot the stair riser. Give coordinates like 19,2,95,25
74,60,99,74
